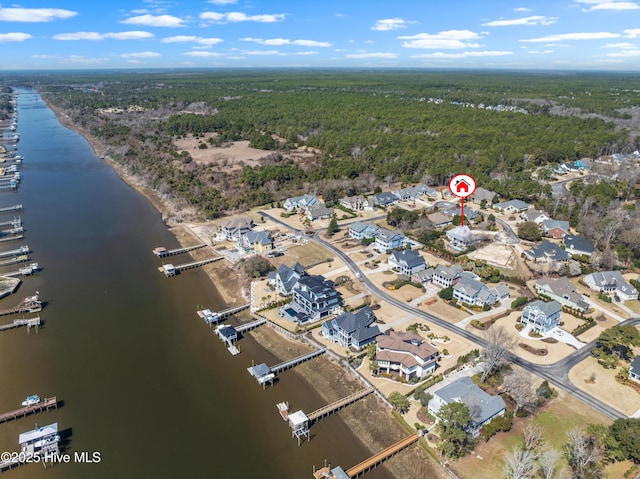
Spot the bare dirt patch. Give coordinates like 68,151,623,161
468,242,516,269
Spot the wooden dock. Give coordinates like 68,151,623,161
0,234,23,243
0,294,41,317
0,245,28,259
159,256,222,277
0,317,41,333
4,262,39,277
0,217,21,228
0,204,21,214
196,303,250,324
0,396,57,424
307,388,374,422
235,317,266,334
152,243,207,258
270,349,326,375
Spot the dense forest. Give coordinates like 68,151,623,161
1,70,639,222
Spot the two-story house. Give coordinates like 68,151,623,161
222,217,255,241
376,331,439,381
521,300,562,334
452,276,509,307
375,228,406,251
446,225,479,250
340,195,372,211
431,264,464,288
322,306,381,350
584,271,639,301
283,194,319,211
524,240,570,263
241,230,274,253
371,192,398,208
268,262,306,296
535,277,589,312
281,274,342,325
348,221,380,241
388,249,426,277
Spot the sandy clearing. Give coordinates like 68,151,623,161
468,242,516,269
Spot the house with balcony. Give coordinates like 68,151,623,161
563,234,595,257
376,331,439,381
524,240,570,263
268,262,307,296
388,249,426,276
584,271,638,301
431,264,464,288
283,194,319,211
222,217,255,241
280,274,342,325
374,228,406,251
348,221,380,241
322,306,381,350
428,377,506,438
535,277,589,312
446,225,479,250
241,230,273,253
521,300,562,334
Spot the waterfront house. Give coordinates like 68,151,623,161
376,331,439,380
535,277,589,313
283,194,319,211
494,199,530,214
521,208,550,224
427,212,452,228
446,225,479,250
521,300,562,334
241,230,273,253
371,192,398,208
281,274,342,324
452,276,500,307
306,203,334,221
542,219,570,239
348,221,380,241
222,217,255,241
428,377,505,437
584,271,639,300
524,240,570,263
268,262,306,296
630,356,640,384
388,249,426,276
340,195,372,211
563,234,595,257
322,306,381,350
374,228,406,251
432,264,464,288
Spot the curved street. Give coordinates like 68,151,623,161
260,210,638,420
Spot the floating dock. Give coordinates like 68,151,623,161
312,433,420,478
159,256,222,277
0,317,41,333
0,396,58,424
248,348,326,387
196,303,250,324
153,244,207,258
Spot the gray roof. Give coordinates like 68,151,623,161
390,249,426,269
526,299,562,317
446,225,477,242
471,187,497,203
631,355,640,374
586,271,638,296
453,276,486,297
543,219,570,233
372,192,398,205
526,240,570,261
244,230,272,246
493,284,511,298
434,264,464,281
443,207,479,220
334,306,376,334
495,199,530,211
563,234,595,254
435,377,506,426
307,203,334,219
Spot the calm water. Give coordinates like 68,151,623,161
0,90,392,479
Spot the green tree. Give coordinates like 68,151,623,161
517,221,542,241
388,391,410,413
326,216,339,236
243,256,273,278
609,418,640,463
439,286,454,301
437,402,472,458
366,342,377,361
592,325,640,368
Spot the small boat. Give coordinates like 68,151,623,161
277,401,290,421
22,394,41,407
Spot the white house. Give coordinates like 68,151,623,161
376,331,439,381
375,228,406,251
283,194,319,211
630,356,640,384
521,300,562,334
348,221,380,241
446,225,479,250
431,264,464,288
584,271,638,300
388,249,426,276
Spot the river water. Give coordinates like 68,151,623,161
0,90,392,478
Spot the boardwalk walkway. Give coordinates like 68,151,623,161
307,388,373,422
345,433,419,477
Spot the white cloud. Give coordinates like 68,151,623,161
514,7,532,12
607,48,640,56
200,11,285,23
604,42,636,47
295,51,319,55
520,32,620,42
371,18,409,31
0,7,76,22
346,52,397,58
207,0,238,4
482,15,557,26
121,14,186,27
239,37,331,47
624,28,640,37
575,0,640,11
63,55,107,64
120,51,161,58
527,50,554,54
242,50,284,55
411,50,513,59
184,51,222,57
399,30,481,49
0,32,31,43
53,31,154,41
162,35,223,45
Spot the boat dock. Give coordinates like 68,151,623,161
0,234,23,243
312,433,420,478
0,244,29,258
153,243,207,258
0,294,42,316
248,348,326,387
213,317,266,355
196,303,250,324
0,254,29,267
0,396,58,424
4,262,39,277
159,256,222,277
0,217,21,228
307,388,374,422
0,317,41,333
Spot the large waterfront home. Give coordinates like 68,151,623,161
428,377,506,437
280,274,342,324
241,230,273,253
268,262,306,296
374,228,406,251
521,300,562,334
376,331,439,381
584,271,639,300
388,249,426,276
535,277,589,312
348,221,380,241
524,240,570,263
222,217,254,241
283,194,319,211
322,306,381,350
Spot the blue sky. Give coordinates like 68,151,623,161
1,0,640,70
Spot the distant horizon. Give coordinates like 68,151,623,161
1,1,640,71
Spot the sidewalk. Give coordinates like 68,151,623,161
455,305,508,328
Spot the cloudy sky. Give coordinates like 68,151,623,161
1,0,640,70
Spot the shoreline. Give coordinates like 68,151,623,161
42,94,448,479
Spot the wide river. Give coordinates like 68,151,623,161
0,90,392,478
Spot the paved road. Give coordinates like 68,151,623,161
495,217,520,244
259,210,638,419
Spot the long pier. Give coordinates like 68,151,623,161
0,396,57,424
312,433,420,479
160,256,222,277
0,254,29,267
0,234,23,243
0,317,41,332
235,317,266,334
4,262,39,277
153,243,207,258
0,217,20,228
0,244,29,258
0,204,21,214
248,349,326,387
307,388,374,422
0,294,42,317
196,303,251,324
